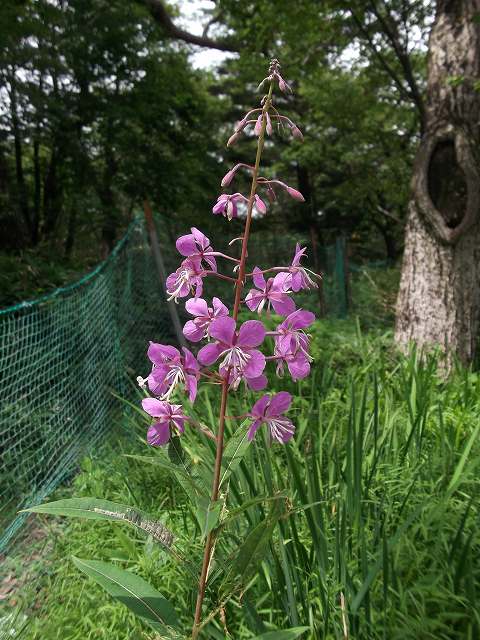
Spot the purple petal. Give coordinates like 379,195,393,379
147,343,179,365
291,272,303,292
212,297,228,317
171,416,185,434
147,365,169,395
247,418,263,441
271,295,296,317
271,271,292,293
142,397,168,418
246,374,268,391
147,421,170,446
191,227,210,250
212,200,226,215
245,289,262,312
197,342,223,366
266,391,292,417
250,394,270,418
176,234,196,257
238,320,266,348
182,347,199,373
185,374,197,402
271,418,295,443
252,266,266,291
288,355,310,380
244,349,266,378
209,316,236,345
287,309,315,329
183,320,205,342
186,297,209,317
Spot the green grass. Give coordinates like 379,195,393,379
2,320,480,639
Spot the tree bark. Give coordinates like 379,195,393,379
395,0,480,365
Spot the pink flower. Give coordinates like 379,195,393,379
141,398,187,446
166,257,205,301
183,297,229,342
176,228,216,271
212,193,247,220
274,310,315,380
287,244,318,291
146,343,200,402
197,317,267,390
247,392,295,443
245,268,295,316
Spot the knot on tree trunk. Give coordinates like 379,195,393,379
413,126,480,244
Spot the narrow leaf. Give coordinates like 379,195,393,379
220,420,251,488
196,496,222,539
22,498,175,548
220,499,284,597
72,557,179,632
252,627,309,639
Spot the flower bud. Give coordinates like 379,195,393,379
266,112,273,136
286,187,305,202
254,194,267,215
254,114,263,136
266,185,276,202
227,131,242,147
221,168,236,187
291,125,304,141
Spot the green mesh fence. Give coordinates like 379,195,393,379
0,216,350,552
0,217,175,552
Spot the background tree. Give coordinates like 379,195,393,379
395,0,480,364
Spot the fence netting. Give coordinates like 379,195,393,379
0,215,349,552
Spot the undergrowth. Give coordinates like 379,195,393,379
1,319,480,639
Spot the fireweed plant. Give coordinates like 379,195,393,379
24,60,319,639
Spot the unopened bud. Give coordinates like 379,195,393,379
266,112,273,136
291,125,304,141
254,114,263,136
286,187,305,202
221,168,236,187
254,194,267,215
227,131,242,147
266,185,276,203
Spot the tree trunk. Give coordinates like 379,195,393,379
9,73,31,237
395,0,480,365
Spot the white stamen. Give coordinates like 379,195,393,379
160,366,186,401
218,346,251,382
136,376,148,389
267,417,294,442
167,266,194,302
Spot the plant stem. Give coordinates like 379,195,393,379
191,81,273,640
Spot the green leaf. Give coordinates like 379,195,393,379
220,499,284,598
168,435,185,465
21,497,141,521
220,420,251,488
22,498,176,550
72,557,180,634
196,496,223,539
252,628,309,640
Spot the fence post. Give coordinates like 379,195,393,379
143,200,186,348
335,236,348,317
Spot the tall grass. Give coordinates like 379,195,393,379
6,324,480,639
